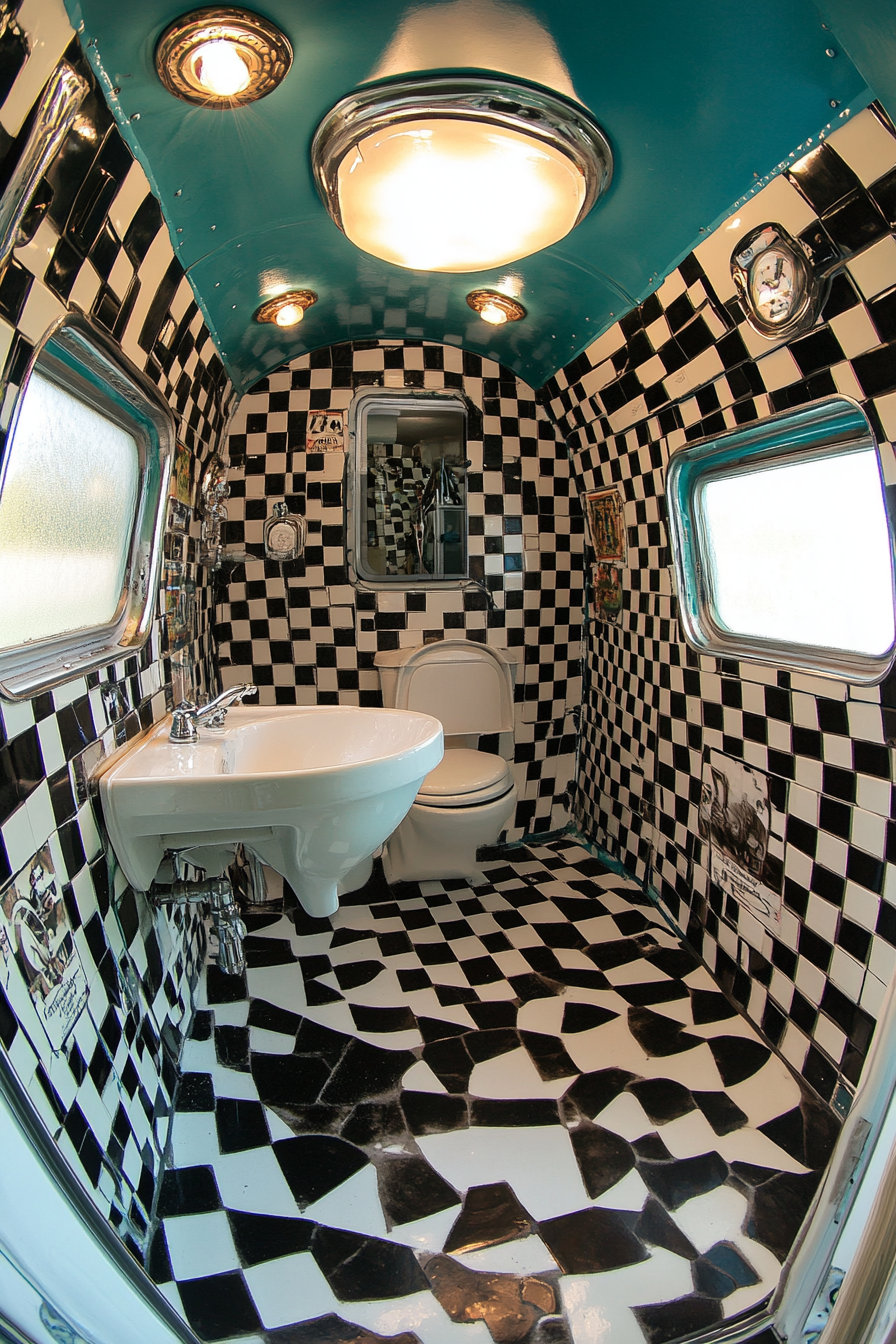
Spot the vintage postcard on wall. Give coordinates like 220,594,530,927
0,847,88,1051
592,562,623,624
699,751,783,931
171,440,194,507
585,488,626,562
305,410,345,452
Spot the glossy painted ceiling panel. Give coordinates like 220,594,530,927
66,0,869,393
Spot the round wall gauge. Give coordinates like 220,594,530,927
731,223,823,339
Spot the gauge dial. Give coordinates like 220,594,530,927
749,247,801,325
730,222,822,339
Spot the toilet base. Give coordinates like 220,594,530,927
382,786,517,884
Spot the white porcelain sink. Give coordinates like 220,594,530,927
97,705,443,916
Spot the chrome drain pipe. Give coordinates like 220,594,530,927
150,876,248,977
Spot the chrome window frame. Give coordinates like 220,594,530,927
0,314,175,701
666,396,896,685
347,386,469,588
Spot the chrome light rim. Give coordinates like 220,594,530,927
311,72,613,238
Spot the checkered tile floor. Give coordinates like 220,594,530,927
150,840,838,1344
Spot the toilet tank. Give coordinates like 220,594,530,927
375,641,515,735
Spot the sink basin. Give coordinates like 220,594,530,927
97,705,443,916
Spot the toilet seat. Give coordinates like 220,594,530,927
415,749,513,809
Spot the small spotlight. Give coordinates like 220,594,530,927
156,7,292,109
254,290,317,327
466,289,526,325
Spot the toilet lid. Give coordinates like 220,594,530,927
416,749,512,807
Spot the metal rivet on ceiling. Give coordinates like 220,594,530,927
174,189,182,197
211,224,216,231
825,47,836,57
830,99,840,108
129,112,140,121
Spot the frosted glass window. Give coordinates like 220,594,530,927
0,373,139,649
701,450,895,655
666,397,896,683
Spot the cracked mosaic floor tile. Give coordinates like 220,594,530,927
538,1208,648,1275
244,1251,341,1330
273,1135,369,1208
424,1255,556,1344
302,1166,390,1240
638,1150,730,1211
569,1124,636,1199
312,1227,429,1302
177,1270,262,1339
376,1153,462,1226
251,1053,331,1107
157,839,840,1344
226,1209,315,1266
627,1079,696,1125
264,1314,422,1344
632,1294,723,1344
443,1182,535,1254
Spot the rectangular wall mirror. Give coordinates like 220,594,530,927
351,392,467,583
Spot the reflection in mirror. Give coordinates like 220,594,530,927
355,395,467,581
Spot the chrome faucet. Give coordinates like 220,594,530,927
169,683,258,743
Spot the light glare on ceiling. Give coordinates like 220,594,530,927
313,75,612,273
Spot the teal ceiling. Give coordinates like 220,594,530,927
66,0,871,395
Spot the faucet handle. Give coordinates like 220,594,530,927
169,701,199,743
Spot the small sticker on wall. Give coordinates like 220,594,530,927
306,410,345,452
699,750,783,932
0,846,88,1051
585,487,626,562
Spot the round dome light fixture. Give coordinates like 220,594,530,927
254,290,317,327
467,289,526,325
156,7,292,109
311,74,613,273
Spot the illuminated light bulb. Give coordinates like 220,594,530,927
479,302,508,325
192,40,251,97
274,303,303,327
336,119,586,272
254,290,318,326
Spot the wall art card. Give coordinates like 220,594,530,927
585,488,625,561
592,562,623,624
699,751,783,930
305,410,345,452
0,847,88,1051
171,439,194,507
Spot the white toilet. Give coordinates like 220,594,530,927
374,640,519,883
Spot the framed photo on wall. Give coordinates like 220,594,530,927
585,487,625,563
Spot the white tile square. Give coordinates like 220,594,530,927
164,1211,238,1280
244,1253,340,1330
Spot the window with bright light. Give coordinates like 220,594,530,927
666,398,896,683
0,317,175,700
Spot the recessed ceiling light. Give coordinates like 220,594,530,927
156,7,292,109
254,291,317,327
466,289,526,325
312,74,612,273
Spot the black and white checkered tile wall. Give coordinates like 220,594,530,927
0,10,233,1258
214,342,585,842
540,102,896,1107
